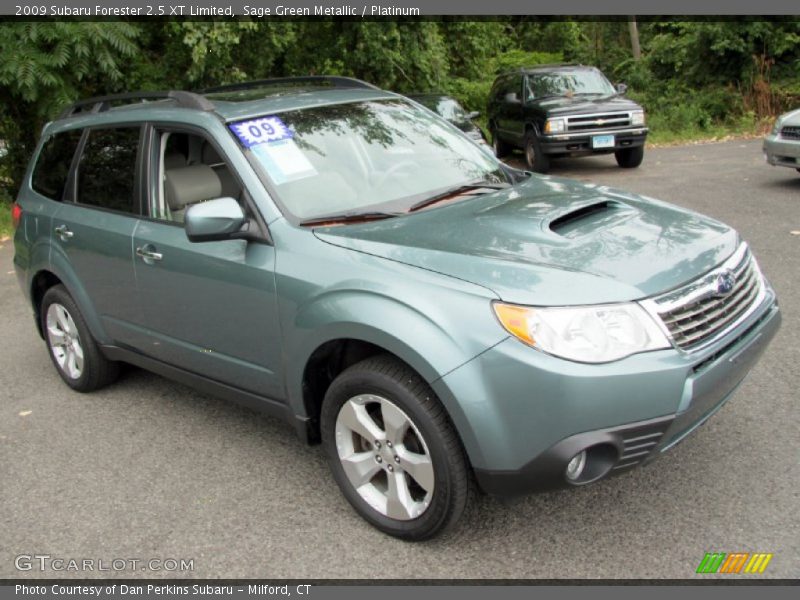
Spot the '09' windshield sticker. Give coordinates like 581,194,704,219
229,116,292,147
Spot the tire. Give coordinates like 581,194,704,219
40,285,119,392
320,355,473,540
615,145,645,168
524,132,550,173
491,126,511,158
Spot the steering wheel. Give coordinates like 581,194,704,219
372,160,418,189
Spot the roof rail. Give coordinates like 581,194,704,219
58,90,215,119
202,76,381,94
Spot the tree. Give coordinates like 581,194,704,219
0,22,139,190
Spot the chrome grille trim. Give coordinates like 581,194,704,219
641,243,767,353
565,111,632,133
780,126,800,140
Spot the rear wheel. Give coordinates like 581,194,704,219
321,355,472,540
615,145,645,168
41,285,119,392
491,126,511,158
524,132,550,173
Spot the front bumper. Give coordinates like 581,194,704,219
541,128,648,156
432,291,780,496
763,134,800,168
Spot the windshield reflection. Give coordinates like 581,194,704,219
239,99,506,220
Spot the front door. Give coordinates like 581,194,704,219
130,127,283,399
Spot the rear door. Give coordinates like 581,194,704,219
50,125,145,344
497,75,525,143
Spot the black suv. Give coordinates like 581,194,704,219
487,65,648,172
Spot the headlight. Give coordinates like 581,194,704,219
493,302,670,363
631,110,645,126
544,118,565,134
771,118,783,135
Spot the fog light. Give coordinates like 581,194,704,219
566,450,587,481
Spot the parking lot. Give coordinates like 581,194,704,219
1,138,798,579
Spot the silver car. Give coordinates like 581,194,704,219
763,108,800,173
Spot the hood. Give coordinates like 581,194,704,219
314,176,738,306
535,94,641,116
779,108,800,126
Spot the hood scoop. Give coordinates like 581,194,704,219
548,199,632,238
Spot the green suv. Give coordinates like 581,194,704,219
12,77,780,540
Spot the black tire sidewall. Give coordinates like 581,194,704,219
615,145,644,168
320,363,462,540
525,133,549,173
491,126,507,158
40,286,106,392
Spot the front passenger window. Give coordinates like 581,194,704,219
155,131,244,223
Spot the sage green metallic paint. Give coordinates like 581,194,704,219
315,176,738,306
13,88,781,494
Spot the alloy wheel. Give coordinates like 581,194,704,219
46,303,84,380
334,393,435,520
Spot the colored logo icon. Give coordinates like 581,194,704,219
696,552,773,574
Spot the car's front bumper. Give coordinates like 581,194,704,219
763,133,800,168
541,128,648,156
432,290,780,496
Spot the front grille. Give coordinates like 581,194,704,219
651,245,763,350
611,420,670,472
566,112,631,132
780,126,800,140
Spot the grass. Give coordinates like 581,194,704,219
646,115,771,147
0,188,14,241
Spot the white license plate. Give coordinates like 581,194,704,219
592,134,615,149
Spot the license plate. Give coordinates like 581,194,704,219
592,134,615,149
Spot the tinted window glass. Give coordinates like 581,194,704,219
76,127,140,213
31,130,82,200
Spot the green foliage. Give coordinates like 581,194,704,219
0,187,13,239
0,20,798,194
489,49,564,74
0,22,139,191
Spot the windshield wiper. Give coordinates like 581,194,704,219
299,210,400,227
407,180,510,213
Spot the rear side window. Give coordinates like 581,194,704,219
31,130,82,200
76,127,140,214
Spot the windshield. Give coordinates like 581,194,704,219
525,69,616,100
230,99,506,220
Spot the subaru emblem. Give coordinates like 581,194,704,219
715,270,736,296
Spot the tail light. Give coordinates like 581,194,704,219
12,203,22,229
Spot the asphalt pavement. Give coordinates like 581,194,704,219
1,139,798,579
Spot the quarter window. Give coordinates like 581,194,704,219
76,127,140,214
31,130,82,201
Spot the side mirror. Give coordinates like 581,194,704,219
504,92,521,104
466,110,480,120
615,83,628,95
185,197,247,243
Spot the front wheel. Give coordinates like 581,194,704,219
524,132,550,173
321,355,472,540
615,145,645,168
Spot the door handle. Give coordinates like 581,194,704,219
136,246,163,262
54,225,74,240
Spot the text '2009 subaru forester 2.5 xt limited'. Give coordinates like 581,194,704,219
13,77,781,540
